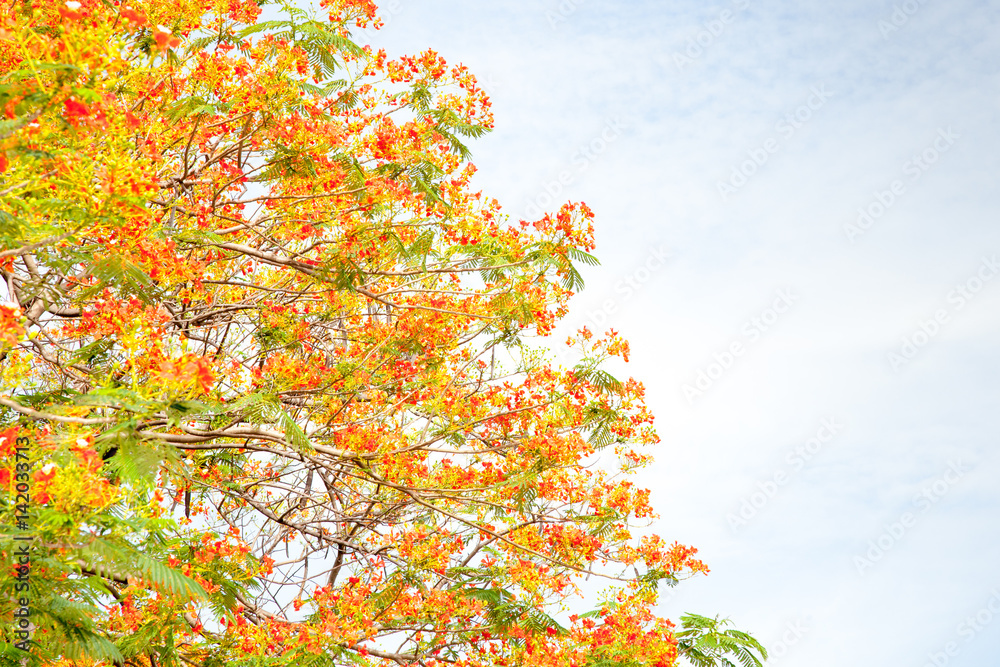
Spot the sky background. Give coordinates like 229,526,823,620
359,1,1000,665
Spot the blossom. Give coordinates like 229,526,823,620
0,302,25,346
35,462,57,482
63,98,90,127
154,354,217,394
58,0,84,19
154,25,181,49
120,7,147,25
0,427,18,457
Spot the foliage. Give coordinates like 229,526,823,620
675,614,768,667
0,1,760,665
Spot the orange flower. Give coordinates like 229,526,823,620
0,303,24,346
120,7,147,25
58,0,84,20
34,462,57,483
0,427,18,457
153,25,181,49
63,98,90,127
154,354,217,394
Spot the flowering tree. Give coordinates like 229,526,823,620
0,1,765,666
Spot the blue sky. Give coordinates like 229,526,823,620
361,1,1000,665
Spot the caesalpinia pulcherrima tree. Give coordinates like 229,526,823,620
0,0,766,665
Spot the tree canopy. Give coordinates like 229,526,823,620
0,1,765,666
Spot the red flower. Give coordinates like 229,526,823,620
0,427,18,458
120,7,147,25
0,468,11,488
155,354,216,393
0,303,24,346
63,98,90,127
34,463,57,483
154,25,181,49
58,1,83,20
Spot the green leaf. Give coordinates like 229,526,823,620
567,246,600,267
230,391,280,423
86,254,159,303
79,538,209,601
675,614,767,667
74,387,154,413
278,408,313,452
